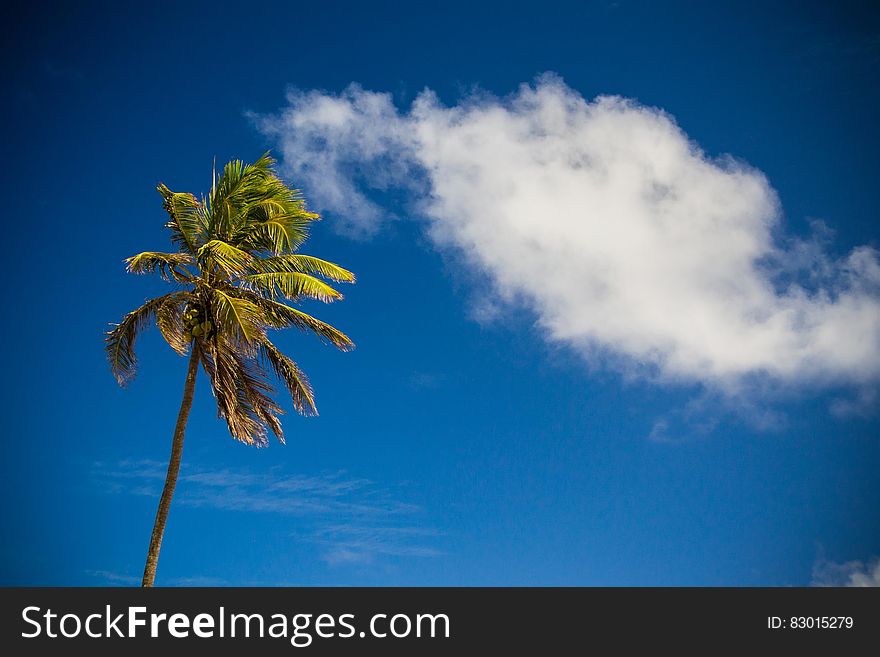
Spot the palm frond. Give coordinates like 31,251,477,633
259,338,317,416
125,251,194,283
231,288,354,351
237,209,317,254
199,334,283,446
242,272,343,303
106,293,183,385
209,287,263,344
249,254,356,283
231,157,318,252
198,338,262,444
208,153,275,240
197,239,254,279
157,184,205,254
156,292,192,356
230,348,284,445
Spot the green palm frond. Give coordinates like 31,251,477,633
222,154,317,254
249,254,356,283
243,272,343,303
125,251,194,283
158,184,205,254
209,154,282,240
231,288,354,351
207,159,245,239
209,287,264,344
237,208,316,254
197,239,254,279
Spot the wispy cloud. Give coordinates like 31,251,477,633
647,387,788,443
829,387,879,419
255,75,880,398
86,569,141,586
313,525,443,565
812,555,880,587
166,575,231,586
93,460,438,566
86,569,231,587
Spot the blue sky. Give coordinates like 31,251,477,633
3,1,879,586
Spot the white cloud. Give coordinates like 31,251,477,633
256,75,880,389
812,556,880,587
253,85,418,238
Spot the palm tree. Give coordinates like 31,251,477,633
106,154,355,587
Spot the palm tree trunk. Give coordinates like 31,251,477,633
141,344,200,587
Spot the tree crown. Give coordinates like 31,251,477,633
106,154,355,446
